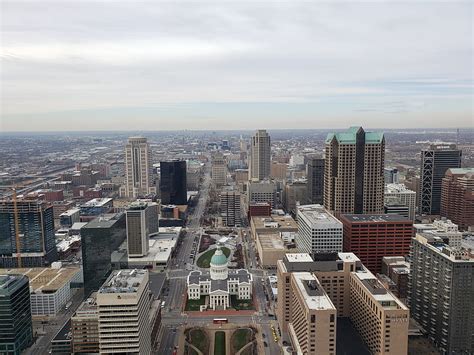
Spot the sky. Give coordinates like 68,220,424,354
0,0,473,131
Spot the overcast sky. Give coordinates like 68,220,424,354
1,1,473,131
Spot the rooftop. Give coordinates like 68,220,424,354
252,214,298,230
80,198,113,208
99,269,147,294
325,126,384,145
297,204,342,228
342,214,410,223
60,208,80,217
82,213,123,229
293,272,335,311
385,184,416,194
257,232,285,250
285,253,314,263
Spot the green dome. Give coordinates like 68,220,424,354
210,247,228,266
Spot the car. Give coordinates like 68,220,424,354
263,342,268,347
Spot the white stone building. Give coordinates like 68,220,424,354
187,246,252,310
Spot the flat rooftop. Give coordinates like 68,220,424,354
286,253,314,263
74,292,98,315
99,269,147,294
60,208,80,216
297,204,342,228
342,214,410,223
2,267,81,293
385,183,416,194
252,215,298,230
293,272,335,311
257,233,285,250
338,252,360,263
80,198,113,207
82,213,123,229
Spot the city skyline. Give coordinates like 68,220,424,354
1,1,473,131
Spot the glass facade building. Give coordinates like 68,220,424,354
160,160,187,205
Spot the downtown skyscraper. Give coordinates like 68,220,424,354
124,137,154,198
324,126,385,214
249,129,271,181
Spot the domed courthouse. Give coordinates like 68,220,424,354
187,245,253,310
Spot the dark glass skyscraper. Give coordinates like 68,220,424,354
160,160,187,205
419,144,462,215
81,213,126,294
306,157,324,204
0,274,33,355
0,199,58,267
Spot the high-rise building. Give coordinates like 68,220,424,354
159,160,187,205
0,274,33,355
440,168,474,231
220,189,241,227
419,144,462,215
296,204,343,255
71,293,99,354
324,126,385,214
0,199,58,268
126,201,159,258
81,213,126,294
384,183,416,220
211,152,227,187
409,233,474,354
307,157,324,204
283,180,307,215
341,214,413,274
247,180,276,208
277,253,409,355
124,137,154,198
249,129,271,181
270,161,288,180
384,167,399,184
97,269,151,354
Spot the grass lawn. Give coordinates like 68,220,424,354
230,295,255,310
214,331,226,355
187,328,209,354
185,297,206,311
196,247,231,268
231,328,253,352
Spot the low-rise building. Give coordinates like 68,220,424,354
250,214,298,241
256,232,296,268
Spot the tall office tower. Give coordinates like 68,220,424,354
220,189,241,227
0,274,33,354
81,213,126,294
296,204,343,255
160,160,187,205
384,167,399,184
441,168,474,231
71,293,99,354
409,233,474,354
125,137,153,198
0,199,58,268
126,201,159,258
419,144,462,215
211,152,227,187
341,214,413,274
283,180,307,215
307,157,325,204
239,135,248,152
324,126,385,214
384,183,416,220
277,253,409,355
249,129,271,181
97,270,151,354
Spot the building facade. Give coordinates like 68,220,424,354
324,126,385,215
384,183,416,221
341,214,413,274
220,190,241,227
283,180,307,215
440,168,474,231
211,152,227,187
0,274,33,355
419,144,462,215
249,130,271,181
124,137,154,198
0,199,58,268
384,167,399,184
247,180,276,208
307,157,325,205
71,293,99,354
160,160,187,205
409,233,474,354
126,201,159,258
296,204,343,255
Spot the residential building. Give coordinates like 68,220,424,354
97,269,151,354
81,213,126,294
384,167,399,184
126,201,159,258
296,204,343,255
160,160,187,205
324,126,385,215
124,137,154,198
283,179,307,215
413,218,463,249
419,144,462,215
0,274,33,355
441,168,474,231
220,190,241,227
384,183,416,221
211,152,227,187
0,198,57,268
381,256,409,300
341,214,413,274
307,157,324,204
249,129,271,181
187,245,252,310
277,252,409,355
409,233,474,354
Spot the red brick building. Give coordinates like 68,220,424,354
441,168,474,231
340,214,413,274
248,202,271,219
